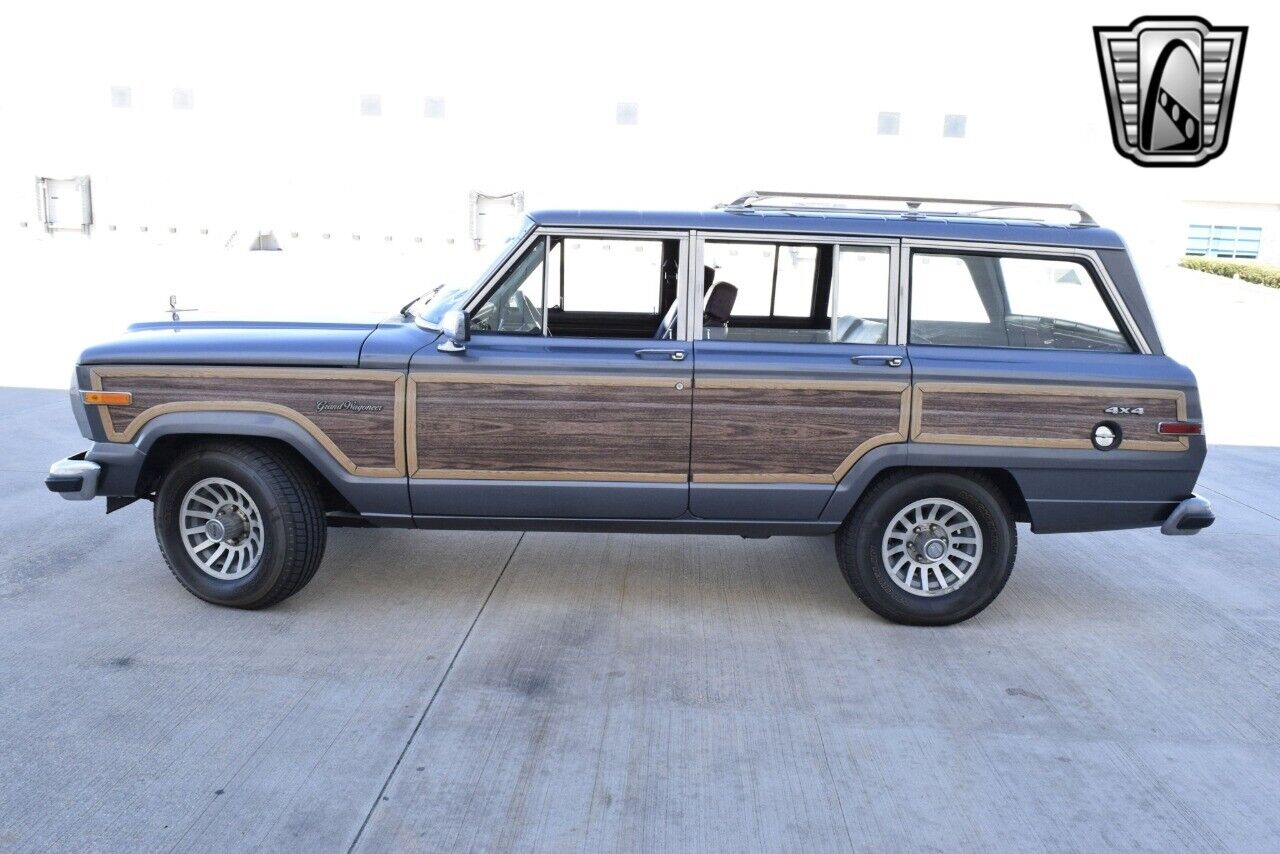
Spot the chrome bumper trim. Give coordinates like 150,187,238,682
1161,494,1215,536
46,454,101,501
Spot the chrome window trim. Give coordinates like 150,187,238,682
540,234,551,333
464,226,691,341
829,245,840,340
897,238,1152,355
695,230,894,246
690,230,703,341
675,235,690,341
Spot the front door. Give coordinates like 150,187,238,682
689,234,909,520
408,229,692,519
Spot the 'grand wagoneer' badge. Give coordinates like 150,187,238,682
315,400,384,413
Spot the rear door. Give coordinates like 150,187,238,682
409,228,693,520
689,232,910,520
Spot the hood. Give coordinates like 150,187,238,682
78,318,384,367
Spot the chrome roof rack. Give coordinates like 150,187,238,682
719,190,1097,227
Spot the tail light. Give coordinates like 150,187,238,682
1158,421,1203,436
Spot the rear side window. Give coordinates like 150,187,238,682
909,251,1132,352
830,246,892,344
699,241,893,344
704,242,817,318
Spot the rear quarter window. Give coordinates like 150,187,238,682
909,251,1133,353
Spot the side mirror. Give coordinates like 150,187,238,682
437,308,470,352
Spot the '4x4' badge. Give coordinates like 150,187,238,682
1094,16,1247,167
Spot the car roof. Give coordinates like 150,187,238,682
526,208,1127,251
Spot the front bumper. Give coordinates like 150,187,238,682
1161,494,1215,535
46,452,101,500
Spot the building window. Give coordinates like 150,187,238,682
616,102,639,125
877,111,900,135
37,176,93,234
172,88,194,110
360,94,382,117
1186,224,1262,259
110,86,132,108
424,96,446,118
943,114,967,138
469,190,525,250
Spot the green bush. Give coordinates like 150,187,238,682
1179,256,1280,289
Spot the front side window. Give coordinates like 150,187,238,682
473,233,679,339
909,251,1132,352
547,237,664,314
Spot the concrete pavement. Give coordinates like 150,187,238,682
1,385,1278,852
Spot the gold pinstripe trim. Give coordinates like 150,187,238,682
411,371,683,388
694,377,909,393
413,469,686,483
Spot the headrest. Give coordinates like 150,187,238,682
703,281,738,325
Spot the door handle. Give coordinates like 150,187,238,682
851,355,903,367
634,349,686,361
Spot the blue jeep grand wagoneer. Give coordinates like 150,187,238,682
46,192,1213,624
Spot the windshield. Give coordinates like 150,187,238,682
413,216,536,328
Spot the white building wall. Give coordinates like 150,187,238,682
0,0,1276,387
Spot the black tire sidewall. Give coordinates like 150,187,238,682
850,474,1013,625
155,448,292,607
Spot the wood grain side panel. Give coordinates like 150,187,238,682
912,382,1188,451
412,376,691,480
692,383,910,483
92,367,405,475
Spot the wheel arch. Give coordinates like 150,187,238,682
138,434,355,515
854,466,1030,524
820,445,1031,525
120,411,388,514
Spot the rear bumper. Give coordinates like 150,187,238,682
46,452,101,500
1161,494,1215,535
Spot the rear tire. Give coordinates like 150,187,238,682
154,441,326,609
836,471,1016,626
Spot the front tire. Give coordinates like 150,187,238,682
836,472,1016,626
154,441,326,609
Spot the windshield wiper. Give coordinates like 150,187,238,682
400,283,447,319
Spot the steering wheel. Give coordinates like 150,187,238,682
469,291,547,334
